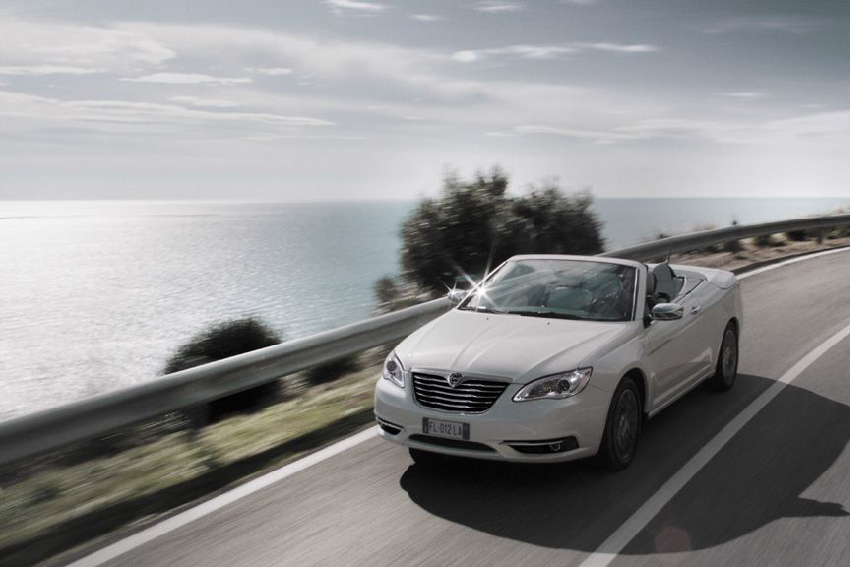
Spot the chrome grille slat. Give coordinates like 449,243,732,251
414,392,494,405
413,384,501,398
412,373,508,413
415,401,488,411
413,376,504,390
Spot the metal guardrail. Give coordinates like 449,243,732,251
0,298,449,466
1,213,849,466
599,213,850,260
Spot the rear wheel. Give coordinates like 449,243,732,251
707,324,738,392
596,376,642,471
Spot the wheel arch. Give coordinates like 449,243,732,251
622,367,649,417
727,317,739,334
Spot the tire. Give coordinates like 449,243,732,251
596,376,643,471
706,323,738,392
409,448,449,468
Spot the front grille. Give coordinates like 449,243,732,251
412,373,509,413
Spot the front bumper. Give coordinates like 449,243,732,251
374,375,611,463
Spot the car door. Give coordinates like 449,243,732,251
644,283,709,410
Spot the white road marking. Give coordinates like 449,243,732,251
577,321,850,567
737,245,850,280
66,245,850,567
67,426,379,567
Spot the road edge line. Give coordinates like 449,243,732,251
66,245,850,566
737,246,850,280
577,321,850,567
67,426,379,567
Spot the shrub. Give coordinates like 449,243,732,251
163,318,284,423
755,234,779,247
723,239,742,253
785,229,809,242
373,276,400,309
303,354,361,386
398,167,603,295
756,234,785,248
372,276,430,314
27,480,62,506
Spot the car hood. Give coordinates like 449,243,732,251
396,309,629,383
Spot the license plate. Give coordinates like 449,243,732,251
422,417,469,440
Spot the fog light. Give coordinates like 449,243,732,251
506,436,579,454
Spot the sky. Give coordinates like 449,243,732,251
1,0,849,200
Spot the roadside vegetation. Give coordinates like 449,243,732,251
0,355,383,566
376,167,603,310
163,317,285,422
2,184,849,565
668,215,850,271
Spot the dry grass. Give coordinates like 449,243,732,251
3,230,850,564
671,235,850,271
0,365,379,556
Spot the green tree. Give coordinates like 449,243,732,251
398,167,604,295
512,185,603,257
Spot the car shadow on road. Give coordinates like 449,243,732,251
399,374,850,553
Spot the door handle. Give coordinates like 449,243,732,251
691,305,702,315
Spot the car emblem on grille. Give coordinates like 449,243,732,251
447,372,464,388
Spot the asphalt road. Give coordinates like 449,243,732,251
80,251,850,567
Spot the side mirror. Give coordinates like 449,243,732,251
447,289,469,305
650,302,684,321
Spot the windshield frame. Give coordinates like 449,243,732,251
457,257,641,323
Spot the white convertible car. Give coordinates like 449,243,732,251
374,255,742,470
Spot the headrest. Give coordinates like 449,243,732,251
651,262,676,284
650,263,678,301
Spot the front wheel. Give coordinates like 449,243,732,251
706,324,738,392
596,376,642,471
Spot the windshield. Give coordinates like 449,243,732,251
458,259,636,322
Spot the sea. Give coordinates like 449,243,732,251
2,197,849,421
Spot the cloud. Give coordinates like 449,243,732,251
703,16,817,34
763,111,850,142
410,14,442,22
0,18,175,71
716,92,769,99
0,90,333,133
453,42,659,62
513,124,637,144
169,95,241,108
474,2,524,13
325,0,386,15
115,22,468,101
0,65,105,76
560,0,598,4
245,67,293,76
508,111,850,147
63,99,333,127
586,42,659,53
121,72,252,85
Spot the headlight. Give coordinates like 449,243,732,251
382,351,405,388
513,368,593,402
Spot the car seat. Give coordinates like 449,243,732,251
650,263,682,302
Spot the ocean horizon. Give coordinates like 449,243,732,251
2,196,849,421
